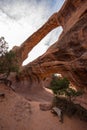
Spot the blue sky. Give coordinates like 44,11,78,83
0,0,65,65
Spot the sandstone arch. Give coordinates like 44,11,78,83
11,0,87,90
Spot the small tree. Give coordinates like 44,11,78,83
50,75,83,101
50,75,69,95
0,37,8,56
0,37,19,86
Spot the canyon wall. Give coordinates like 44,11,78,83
13,0,87,88
10,0,87,106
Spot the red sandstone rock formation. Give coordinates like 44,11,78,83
13,0,87,89
1,2,87,129
10,0,87,103
12,12,59,66
0,84,87,130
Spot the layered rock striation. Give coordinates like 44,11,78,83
13,0,87,89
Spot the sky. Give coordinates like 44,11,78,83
0,0,65,65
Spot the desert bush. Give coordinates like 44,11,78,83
52,96,87,122
50,75,69,95
0,37,19,85
50,75,83,101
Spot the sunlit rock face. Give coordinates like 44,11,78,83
18,0,87,90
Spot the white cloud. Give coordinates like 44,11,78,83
0,0,64,65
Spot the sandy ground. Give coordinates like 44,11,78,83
0,84,87,130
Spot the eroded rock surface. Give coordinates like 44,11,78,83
12,12,59,66
0,84,87,130
0,1,87,129
16,0,87,89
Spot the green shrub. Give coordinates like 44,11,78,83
0,37,19,78
50,75,70,95
49,75,83,101
52,96,87,122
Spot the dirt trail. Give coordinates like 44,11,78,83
28,101,87,130
0,84,87,130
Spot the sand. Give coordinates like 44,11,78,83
0,84,87,130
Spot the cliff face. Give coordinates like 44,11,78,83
9,0,87,105
1,1,87,129
16,0,87,89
